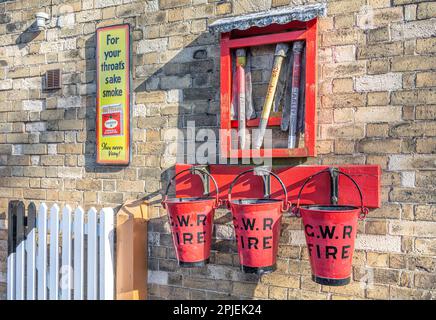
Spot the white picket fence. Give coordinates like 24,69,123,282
7,202,115,300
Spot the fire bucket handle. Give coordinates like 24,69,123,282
227,168,291,212
162,167,220,209
292,168,368,219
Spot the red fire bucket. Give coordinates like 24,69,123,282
162,168,220,267
228,168,291,274
293,169,369,286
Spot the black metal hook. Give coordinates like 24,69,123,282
253,166,272,198
190,165,210,196
329,167,339,205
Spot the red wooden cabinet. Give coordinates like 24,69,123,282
219,19,318,158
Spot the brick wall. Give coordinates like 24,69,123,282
0,0,435,300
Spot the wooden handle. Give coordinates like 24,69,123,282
254,43,289,149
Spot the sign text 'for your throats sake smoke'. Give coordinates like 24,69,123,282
96,24,131,165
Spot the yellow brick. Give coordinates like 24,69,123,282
232,282,268,298
328,0,366,15
102,7,115,20
24,189,46,200
268,286,287,299
417,1,436,19
271,0,289,7
261,273,300,289
58,191,82,202
335,140,355,154
392,55,436,72
366,284,390,299
57,143,82,154
372,7,403,26
367,252,389,267
168,8,183,22
416,71,436,87
358,139,402,154
323,281,365,298
366,220,388,235
300,291,329,300
216,2,232,15
416,38,436,54
368,0,391,9
332,78,353,93
334,14,354,29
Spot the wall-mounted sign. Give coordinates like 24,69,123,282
96,24,131,165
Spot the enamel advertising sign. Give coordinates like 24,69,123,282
96,24,131,165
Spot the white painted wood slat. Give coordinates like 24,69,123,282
7,254,15,300
87,208,98,300
15,202,25,300
26,203,37,300
73,206,84,300
37,203,48,300
99,208,115,300
7,202,16,301
49,204,60,300
61,205,72,300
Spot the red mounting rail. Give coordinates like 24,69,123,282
174,164,381,209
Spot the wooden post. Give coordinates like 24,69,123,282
115,199,148,300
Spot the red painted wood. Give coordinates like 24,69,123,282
230,117,282,128
220,33,232,158
218,19,318,158
231,20,308,38
226,147,310,158
304,18,317,157
227,29,306,49
175,164,381,208
338,165,381,208
172,164,208,198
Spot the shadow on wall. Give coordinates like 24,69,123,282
15,23,42,49
79,25,314,299
84,34,126,179
134,29,313,299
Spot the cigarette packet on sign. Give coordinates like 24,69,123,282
102,103,123,136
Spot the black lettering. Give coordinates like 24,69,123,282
248,237,258,249
242,218,256,231
183,233,193,244
342,245,351,259
316,244,321,258
176,215,190,227
319,225,336,239
326,246,337,259
263,236,272,249
263,218,273,230
197,231,206,244
197,214,207,226
343,226,353,239
305,224,314,237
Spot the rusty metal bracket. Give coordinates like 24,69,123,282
254,166,272,198
329,167,339,205
190,165,210,196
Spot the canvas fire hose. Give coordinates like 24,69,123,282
297,44,306,135
236,48,247,149
245,50,255,121
287,41,304,149
230,51,237,120
253,43,290,150
280,52,293,132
